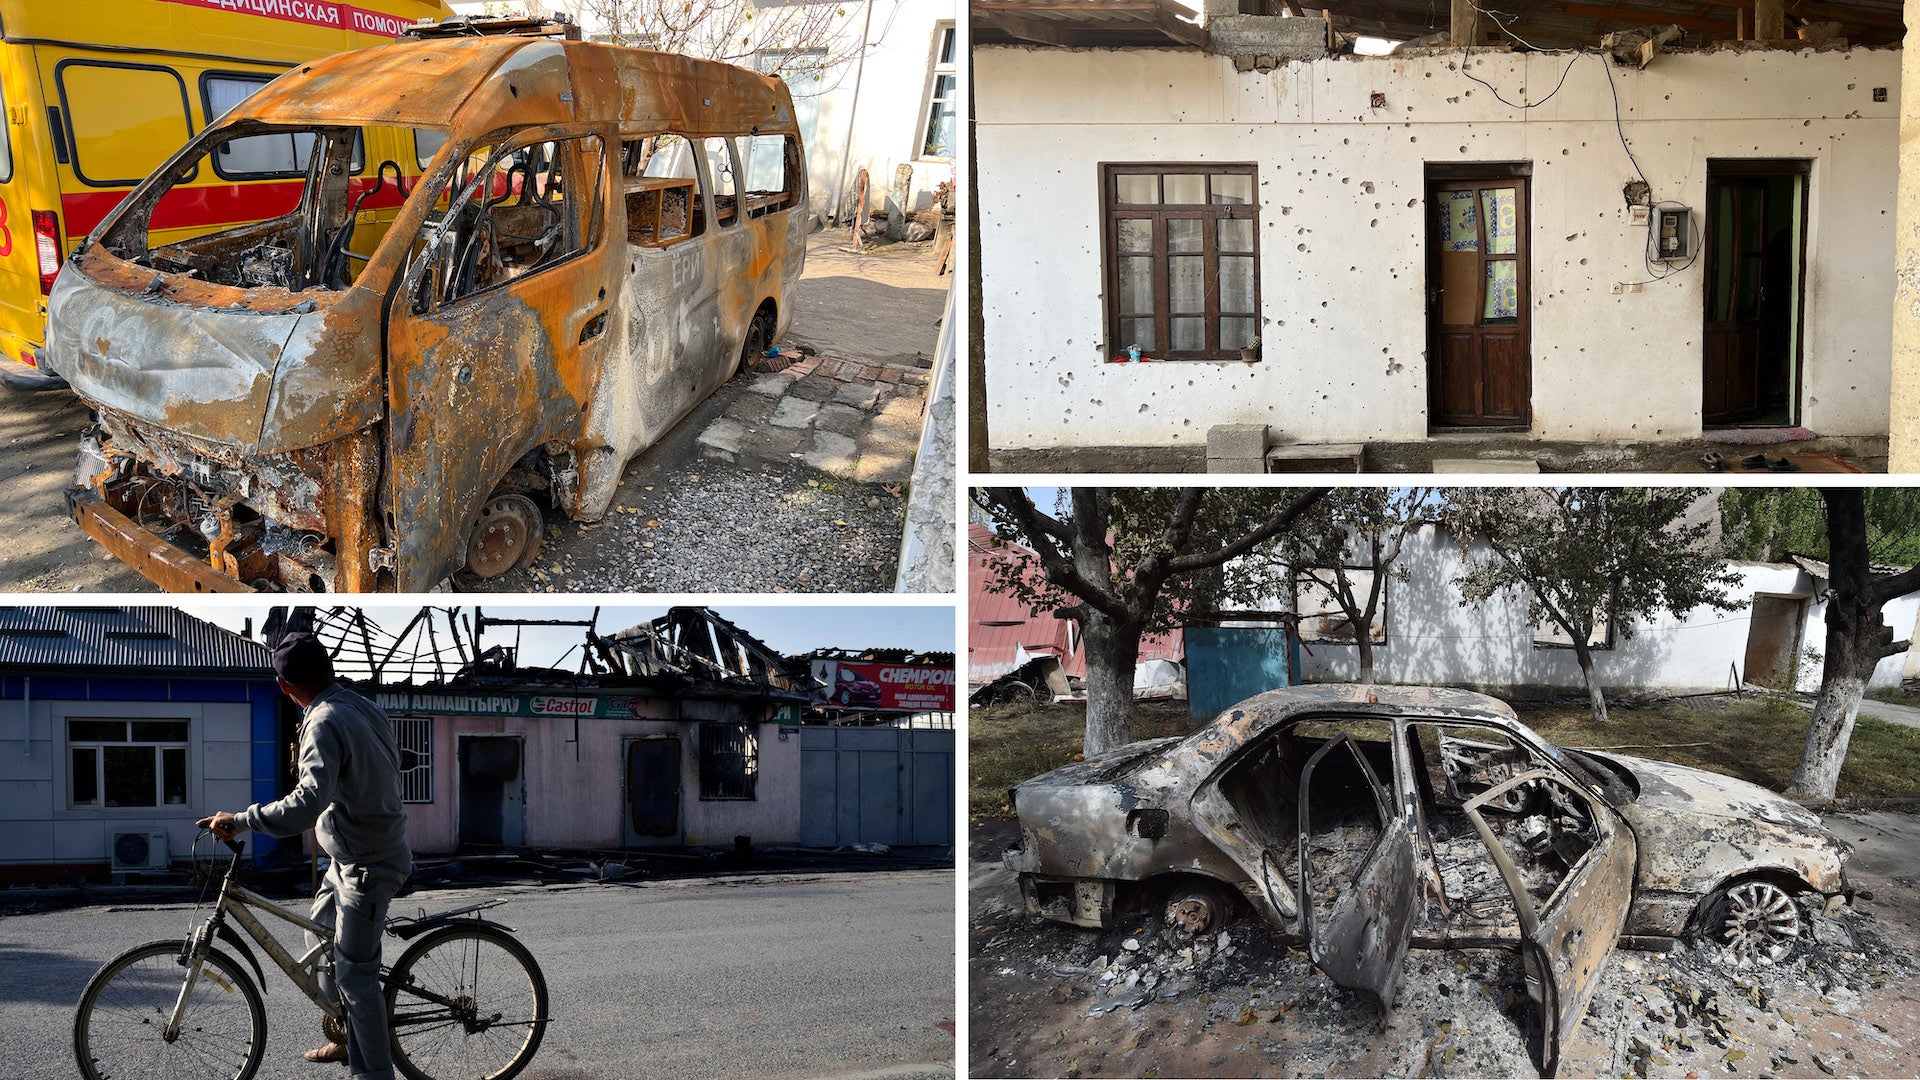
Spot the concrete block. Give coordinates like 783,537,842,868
1207,423,1269,460
834,382,883,410
1206,456,1267,474
746,373,794,397
769,397,821,429
803,431,859,475
1430,458,1541,474
1205,16,1328,62
696,418,747,460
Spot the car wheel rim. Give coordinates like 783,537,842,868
1720,881,1800,964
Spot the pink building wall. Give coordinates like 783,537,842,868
399,699,802,854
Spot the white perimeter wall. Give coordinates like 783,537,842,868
977,45,1899,449
1291,528,1917,693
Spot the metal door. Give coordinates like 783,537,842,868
1296,733,1417,1008
457,736,525,848
622,737,681,845
799,726,955,847
1428,178,1531,427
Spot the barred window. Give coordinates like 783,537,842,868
395,717,433,803
699,723,757,801
1103,164,1260,360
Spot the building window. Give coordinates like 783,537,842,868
699,723,758,800
1102,164,1261,360
68,720,189,809
395,717,433,803
920,24,956,159
1533,610,1614,650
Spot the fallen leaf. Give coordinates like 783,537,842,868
1234,1010,1257,1026
646,520,661,528
1724,1049,1746,1063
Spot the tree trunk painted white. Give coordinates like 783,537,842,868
1789,671,1866,800
1081,614,1142,756
1573,642,1610,724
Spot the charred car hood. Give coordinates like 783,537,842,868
1597,752,1826,831
45,252,384,455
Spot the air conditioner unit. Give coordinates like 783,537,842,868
108,828,172,871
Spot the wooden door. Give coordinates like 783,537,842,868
1428,178,1531,427
1703,178,1768,425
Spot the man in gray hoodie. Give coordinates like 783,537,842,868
200,632,412,1079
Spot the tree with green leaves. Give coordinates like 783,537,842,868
974,487,1326,755
1721,488,1920,567
1785,490,1920,801
1278,487,1434,684
1445,488,1740,725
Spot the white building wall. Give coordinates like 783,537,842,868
1289,528,1918,695
977,45,1899,449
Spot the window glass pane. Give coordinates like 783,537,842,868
1217,218,1253,253
1115,174,1158,205
162,748,187,805
415,128,450,170
104,746,156,808
921,74,956,158
1219,255,1255,312
1169,256,1204,313
72,748,98,806
0,80,11,182
1116,219,1152,253
209,76,295,175
1167,219,1202,253
1117,256,1154,314
1211,173,1253,205
1163,173,1205,203
132,721,188,743
1221,317,1257,350
1121,317,1155,351
1484,260,1519,321
1170,317,1205,351
70,720,126,742
1442,191,1479,252
62,63,191,184
937,26,956,65
1482,187,1517,255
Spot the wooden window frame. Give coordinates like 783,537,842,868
1101,163,1260,361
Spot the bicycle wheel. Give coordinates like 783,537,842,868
386,924,548,1080
74,940,266,1080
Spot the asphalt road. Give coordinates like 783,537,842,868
0,868,955,1079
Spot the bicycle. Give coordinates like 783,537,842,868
73,833,549,1080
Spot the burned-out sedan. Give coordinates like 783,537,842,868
1004,685,1853,1076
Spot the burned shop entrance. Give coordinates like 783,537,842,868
1703,160,1809,429
1426,168,1531,429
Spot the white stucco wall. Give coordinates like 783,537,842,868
977,45,1900,448
1288,528,1918,694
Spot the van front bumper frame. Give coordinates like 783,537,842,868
66,487,252,593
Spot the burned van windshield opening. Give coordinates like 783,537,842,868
105,123,420,294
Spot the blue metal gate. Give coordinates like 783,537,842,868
1184,625,1300,718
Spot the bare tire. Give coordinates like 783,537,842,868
74,940,266,1080
1696,878,1804,965
738,307,775,374
387,925,548,1080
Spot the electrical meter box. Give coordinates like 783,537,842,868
1652,205,1691,260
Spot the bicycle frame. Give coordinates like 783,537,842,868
167,842,343,1040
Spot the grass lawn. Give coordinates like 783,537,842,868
970,693,1920,816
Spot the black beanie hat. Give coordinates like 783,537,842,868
273,632,333,687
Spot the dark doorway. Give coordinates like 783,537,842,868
622,737,682,845
458,736,525,848
1704,161,1808,428
1427,174,1531,428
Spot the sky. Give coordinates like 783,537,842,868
179,603,953,670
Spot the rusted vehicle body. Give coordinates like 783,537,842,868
45,19,806,592
1004,684,1853,1076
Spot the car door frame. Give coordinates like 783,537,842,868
1461,767,1637,1077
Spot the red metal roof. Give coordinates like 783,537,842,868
968,524,1181,686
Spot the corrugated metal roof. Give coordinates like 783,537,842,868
0,607,270,674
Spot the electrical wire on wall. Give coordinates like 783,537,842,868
1457,0,1701,287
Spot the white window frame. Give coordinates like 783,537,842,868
67,719,191,810
918,23,957,161
396,716,434,803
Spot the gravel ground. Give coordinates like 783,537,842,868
475,455,907,593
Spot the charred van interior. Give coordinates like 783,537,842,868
100,122,410,295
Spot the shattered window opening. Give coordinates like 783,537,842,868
625,133,706,244
699,722,758,801
703,136,740,228
201,73,367,180
411,132,609,311
396,717,433,803
1102,163,1261,360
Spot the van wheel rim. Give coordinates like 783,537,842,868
1721,881,1800,964
466,494,542,579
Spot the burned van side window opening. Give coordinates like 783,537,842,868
202,74,366,179
1102,163,1260,360
703,136,739,227
735,134,798,218
700,722,757,800
417,133,609,309
624,133,704,245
